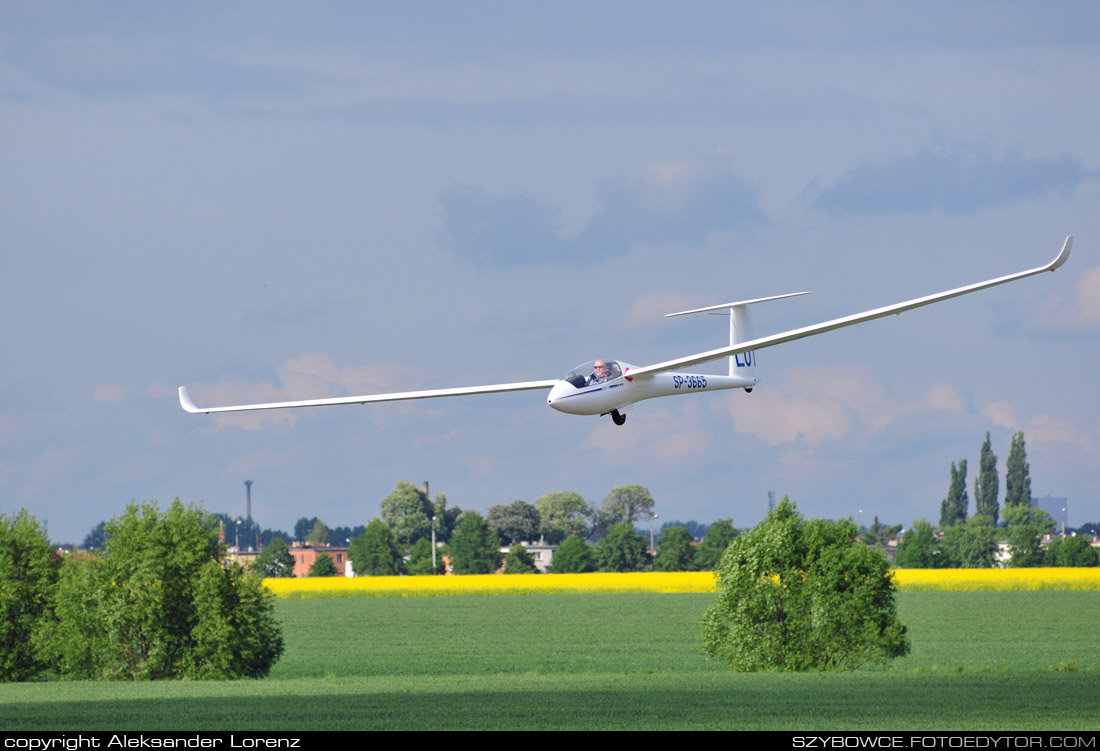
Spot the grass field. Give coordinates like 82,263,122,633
2,591,1098,730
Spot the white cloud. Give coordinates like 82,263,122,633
1032,265,1100,334
93,384,127,404
189,352,434,431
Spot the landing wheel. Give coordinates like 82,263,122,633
744,387,753,393
611,410,626,426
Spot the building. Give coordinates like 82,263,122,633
290,541,350,577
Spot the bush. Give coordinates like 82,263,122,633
503,544,537,574
550,534,596,573
0,508,59,681
349,519,403,576
35,500,283,680
702,498,909,672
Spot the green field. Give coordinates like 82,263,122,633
2,591,1098,730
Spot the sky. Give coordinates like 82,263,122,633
3,1,1099,544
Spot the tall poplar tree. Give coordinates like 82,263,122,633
974,432,999,525
1004,431,1032,509
938,459,968,528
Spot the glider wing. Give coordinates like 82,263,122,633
629,236,1073,379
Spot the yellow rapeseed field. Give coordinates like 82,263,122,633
265,567,1100,598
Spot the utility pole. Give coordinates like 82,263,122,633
244,480,253,521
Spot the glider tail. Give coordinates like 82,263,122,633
666,292,812,381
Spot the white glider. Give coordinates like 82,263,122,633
180,236,1073,426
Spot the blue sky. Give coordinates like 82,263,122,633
2,2,1098,544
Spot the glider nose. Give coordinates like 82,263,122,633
547,380,573,413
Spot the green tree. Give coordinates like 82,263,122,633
893,520,941,569
693,519,740,571
252,537,295,578
860,516,903,549
940,516,998,568
81,520,109,551
549,534,596,573
306,520,330,547
431,493,462,544
654,526,695,572
308,553,338,577
1045,536,1100,567
973,432,999,525
293,517,319,543
0,508,59,682
597,521,649,572
406,538,447,575
449,512,502,574
701,498,909,672
380,481,435,545
938,459,969,528
487,500,541,544
1004,431,1032,510
591,485,655,539
1003,504,1053,568
503,544,537,574
535,491,590,545
349,519,403,576
35,500,283,680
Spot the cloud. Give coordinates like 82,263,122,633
812,141,1096,214
188,352,434,431
437,155,764,268
1031,265,1100,334
727,366,976,446
93,384,127,404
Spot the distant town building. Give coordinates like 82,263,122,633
290,541,350,577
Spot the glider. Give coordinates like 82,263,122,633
180,236,1073,426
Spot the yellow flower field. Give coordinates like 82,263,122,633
264,568,1100,598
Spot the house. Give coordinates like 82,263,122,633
290,541,351,577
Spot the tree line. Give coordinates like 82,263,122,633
1,501,283,682
899,431,1098,568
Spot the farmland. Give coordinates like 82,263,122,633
2,588,1098,730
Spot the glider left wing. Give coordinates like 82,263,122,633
178,380,557,414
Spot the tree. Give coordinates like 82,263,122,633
860,516,902,549
654,526,695,572
35,500,283,680
449,512,501,574
660,520,709,540
535,492,590,545
940,516,998,568
309,553,338,577
1045,536,1100,567
693,519,739,571
81,520,109,551
590,485,655,539
487,500,541,544
893,520,941,569
503,545,537,574
973,432,999,525
306,519,330,547
349,519,403,576
0,508,59,682
1004,431,1032,510
1003,504,1053,568
549,534,596,573
597,521,649,572
252,537,295,578
379,481,434,545
293,517,319,543
406,538,446,575
431,492,463,544
938,459,968,528
701,498,909,672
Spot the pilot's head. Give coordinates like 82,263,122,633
594,361,609,376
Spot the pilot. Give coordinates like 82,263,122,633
588,360,610,385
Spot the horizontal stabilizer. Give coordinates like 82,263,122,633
666,291,811,317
